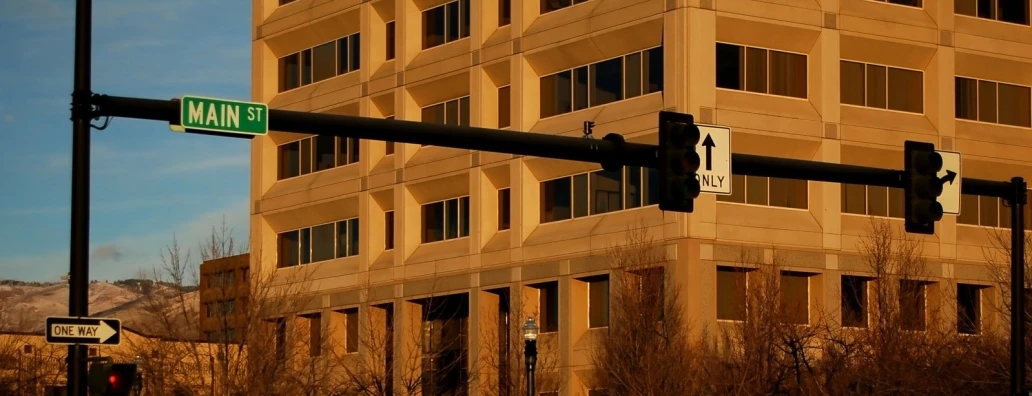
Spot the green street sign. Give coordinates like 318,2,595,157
179,95,268,136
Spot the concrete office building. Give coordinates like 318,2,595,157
248,0,1032,392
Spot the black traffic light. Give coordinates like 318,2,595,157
904,140,945,234
88,362,137,396
658,111,702,213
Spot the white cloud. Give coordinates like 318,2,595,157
0,197,250,282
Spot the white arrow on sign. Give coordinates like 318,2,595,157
696,124,733,195
49,320,118,343
936,150,962,215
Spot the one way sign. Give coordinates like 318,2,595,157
45,316,122,346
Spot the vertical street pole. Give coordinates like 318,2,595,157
69,0,93,394
1012,177,1028,395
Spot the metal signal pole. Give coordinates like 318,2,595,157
68,0,93,394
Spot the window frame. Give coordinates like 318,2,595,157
954,0,1031,26
538,45,664,120
840,60,925,114
386,21,397,61
716,266,750,322
840,183,906,219
957,193,1032,229
539,166,659,224
715,41,809,100
277,217,361,269
716,174,809,210
840,275,870,328
422,0,471,50
955,75,1032,128
277,136,361,180
540,0,590,15
421,195,472,244
869,0,923,9
277,32,362,93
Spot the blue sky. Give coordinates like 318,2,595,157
0,0,252,282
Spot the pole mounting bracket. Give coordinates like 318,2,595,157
600,133,625,173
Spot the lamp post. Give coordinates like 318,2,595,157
133,355,144,395
523,317,539,396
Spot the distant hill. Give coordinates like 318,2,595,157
0,279,200,338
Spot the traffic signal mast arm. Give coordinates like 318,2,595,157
90,94,1013,200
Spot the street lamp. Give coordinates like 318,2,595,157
523,317,539,396
133,355,145,395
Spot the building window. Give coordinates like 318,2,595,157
498,85,511,128
279,32,361,92
584,275,610,328
500,0,512,26
781,272,810,325
422,196,471,243
422,97,470,147
534,282,560,333
540,46,663,118
542,0,589,14
956,77,1032,128
958,194,1032,228
423,97,470,126
305,313,322,357
277,136,360,180
841,61,923,113
385,211,395,250
279,0,296,5
955,0,1030,24
540,166,659,223
841,184,904,218
717,174,808,209
386,21,396,61
717,266,748,321
900,280,927,331
716,43,807,99
277,218,360,268
385,116,396,155
870,0,921,7
841,276,869,328
423,0,470,49
275,318,287,361
498,188,511,230
343,308,359,353
957,284,982,335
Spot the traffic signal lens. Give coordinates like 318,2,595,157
666,122,686,147
684,175,701,197
684,124,701,147
109,374,118,386
683,151,701,172
913,151,943,173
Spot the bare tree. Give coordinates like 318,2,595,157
699,248,831,395
327,277,482,396
478,285,562,396
591,224,699,395
122,218,325,396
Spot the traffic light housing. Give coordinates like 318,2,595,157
658,111,702,213
88,362,137,396
904,141,945,234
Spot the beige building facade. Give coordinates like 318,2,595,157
249,0,1032,393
